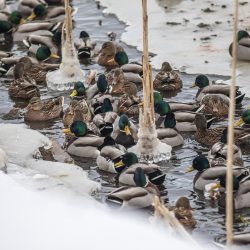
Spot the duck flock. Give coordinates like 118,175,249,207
1,0,250,239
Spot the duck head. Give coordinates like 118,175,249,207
27,4,48,21
175,197,192,210
122,152,138,167
97,74,108,93
101,98,113,113
0,20,13,34
187,155,210,172
79,30,90,43
164,112,176,128
161,62,172,72
219,175,240,191
155,101,171,116
119,114,131,135
63,121,88,137
70,82,86,97
36,46,60,61
194,114,208,131
192,75,209,88
52,30,62,46
237,30,250,41
235,109,250,126
108,51,129,66
9,11,25,25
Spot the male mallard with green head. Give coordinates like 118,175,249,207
106,167,160,209
235,108,250,127
119,159,166,187
24,95,64,121
192,74,245,105
112,114,138,147
187,155,247,192
63,121,115,158
156,112,184,147
153,62,182,92
8,60,40,100
217,174,250,210
229,30,250,61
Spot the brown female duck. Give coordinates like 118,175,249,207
8,61,40,100
153,62,182,92
24,96,64,121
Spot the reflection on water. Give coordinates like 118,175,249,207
0,0,250,246
155,0,184,9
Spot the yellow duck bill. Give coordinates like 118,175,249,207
234,118,244,127
70,90,78,97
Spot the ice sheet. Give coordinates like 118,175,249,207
98,0,250,92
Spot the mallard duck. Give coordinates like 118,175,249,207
0,10,24,25
192,74,245,105
112,114,138,147
90,95,118,116
23,33,61,61
187,155,247,192
154,97,214,132
96,145,130,173
0,148,8,172
63,121,114,158
14,56,48,85
97,41,125,68
194,114,225,146
106,167,160,209
69,81,86,98
229,30,250,61
20,1,76,22
218,175,250,210
46,0,83,91
17,0,46,16
24,96,64,121
208,129,243,165
156,112,184,147
200,94,229,117
8,60,40,100
107,68,138,96
235,108,250,127
63,99,92,128
92,111,118,136
118,94,141,116
169,197,196,230
119,161,166,186
75,30,96,60
153,62,182,92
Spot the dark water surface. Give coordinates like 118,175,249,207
1,0,250,247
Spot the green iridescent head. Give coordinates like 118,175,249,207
114,51,129,66
65,121,88,137
101,98,113,113
36,46,51,61
119,114,130,129
153,92,163,106
237,30,250,41
219,175,239,191
97,74,108,93
52,30,62,46
155,101,171,116
187,155,210,172
164,112,176,128
0,20,13,34
241,109,250,124
122,152,138,167
9,11,24,25
133,167,149,187
34,4,48,18
193,75,209,88
70,82,85,97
